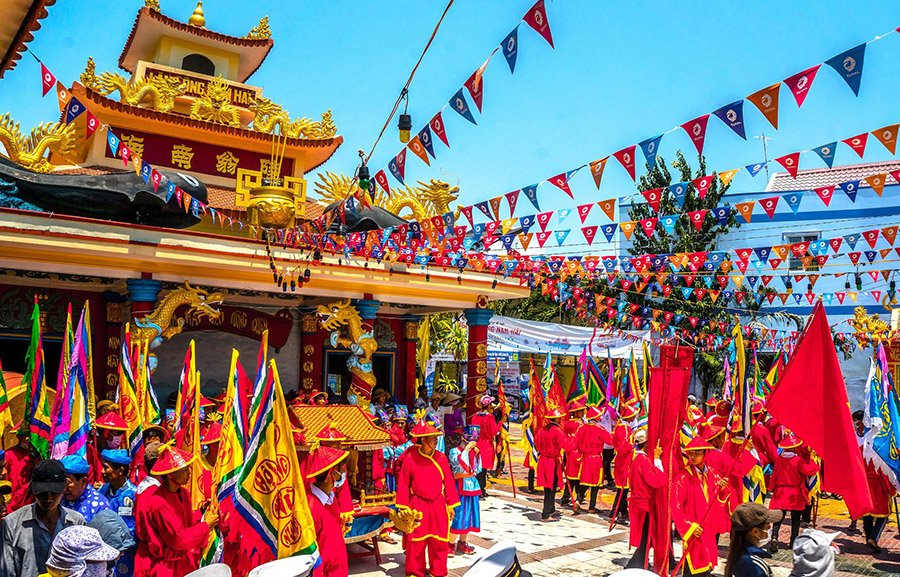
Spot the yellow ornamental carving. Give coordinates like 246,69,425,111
190,76,241,127
476,343,487,358
96,72,186,113
80,57,97,89
171,144,194,169
215,151,240,175
250,98,336,140
0,113,77,173
313,172,460,222
144,0,161,11
132,281,224,349
316,299,378,411
245,16,272,40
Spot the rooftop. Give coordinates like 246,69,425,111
765,160,900,192
289,404,390,450
0,0,56,79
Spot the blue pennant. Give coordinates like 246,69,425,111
417,126,436,158
521,184,540,210
474,201,492,220
782,193,802,214
519,214,535,233
555,230,570,246
165,181,176,203
753,247,771,262
844,233,860,250
639,135,663,168
711,206,732,226
746,162,766,177
449,88,477,124
107,132,120,156
601,224,618,243
825,43,866,96
558,208,573,223
501,27,519,74
840,180,859,202
64,97,86,125
712,100,746,139
812,142,837,168
659,215,678,236
669,182,688,209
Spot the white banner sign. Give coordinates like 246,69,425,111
487,315,646,358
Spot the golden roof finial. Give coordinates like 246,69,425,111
188,1,205,27
144,0,160,11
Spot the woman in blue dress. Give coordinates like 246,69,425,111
449,425,482,556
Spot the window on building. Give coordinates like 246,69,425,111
181,53,215,76
784,232,820,271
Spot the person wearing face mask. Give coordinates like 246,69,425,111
313,423,353,516
303,442,350,577
61,456,111,524
395,418,460,577
725,502,781,577
95,414,128,452
42,525,121,577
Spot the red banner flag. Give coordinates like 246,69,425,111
464,60,489,112
40,63,56,97
766,303,873,519
814,185,834,206
613,146,637,181
374,169,391,196
85,112,100,140
523,0,554,48
692,175,714,199
430,112,449,147
548,172,573,198
641,188,662,212
687,209,707,230
759,196,779,218
783,65,820,107
842,132,868,158
775,152,800,178
681,114,710,155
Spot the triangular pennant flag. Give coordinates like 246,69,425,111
488,196,503,220
388,149,407,184
865,174,886,196
55,81,72,112
681,114,710,155
601,224,618,243
106,132,121,157
588,157,608,189
659,214,678,235
783,65,820,107
597,199,616,221
670,182,688,209
85,112,100,139
759,196,779,218
40,63,56,96
872,124,899,154
692,175,715,199
641,188,662,212
464,60,489,112
745,162,766,177
711,205,731,226
523,0,554,48
620,221,637,240
449,88,477,125
577,203,593,223
639,135,663,168
613,146,637,181
536,231,551,247
557,208,573,223
839,180,859,202
862,229,880,249
735,201,755,223
554,229,570,246
518,214,535,233
505,190,520,215
814,186,835,206
828,237,843,253
374,169,391,196
639,218,658,238
881,225,898,246
825,43,866,96
417,125,436,158
781,192,802,213
844,233,860,250
812,143,836,168
775,152,800,178
430,112,449,147
522,184,540,211
712,100,747,139
64,97,86,124
582,225,598,245
548,171,574,198
501,27,519,73
718,168,740,187
841,133,868,158
408,135,430,165
746,83,781,129
536,211,552,231
687,209,707,231
518,232,533,251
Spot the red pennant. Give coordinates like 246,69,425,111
613,146,637,181
641,188,662,212
523,0,554,48
119,144,131,167
150,168,162,192
375,170,391,196
536,231,552,247
430,112,449,147
582,226,598,245
759,196,780,218
40,63,56,97
85,112,100,139
769,257,783,269
464,61,488,112
548,172,573,198
589,157,608,189
775,152,800,178
692,175,715,199
836,292,846,304
536,211,553,231
790,241,810,258
597,198,616,221
681,115,710,155
639,218,658,238
783,65,820,107
824,238,841,254
393,149,407,181
460,205,474,226
862,229,880,249
688,209,707,231
505,190,520,215
577,203,593,223
814,186,834,206
848,252,861,265
842,133,868,158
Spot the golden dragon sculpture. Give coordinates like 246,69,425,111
0,113,77,173
249,97,336,139
316,299,378,410
313,171,460,222
190,76,242,127
849,306,893,349
93,70,186,114
132,281,224,350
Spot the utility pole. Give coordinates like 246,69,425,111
754,132,773,182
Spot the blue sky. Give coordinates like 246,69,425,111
2,0,899,221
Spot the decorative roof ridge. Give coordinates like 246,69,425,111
0,0,58,79
117,6,273,75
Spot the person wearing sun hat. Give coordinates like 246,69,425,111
672,436,727,576
313,423,354,515
724,502,782,577
133,444,219,577
129,424,169,485
303,442,350,577
574,405,613,514
769,434,819,553
383,407,412,494
611,402,639,523
396,419,460,577
42,525,121,577
698,425,733,540
535,405,569,522
559,398,586,508
469,394,500,498
625,428,668,572
448,425,482,557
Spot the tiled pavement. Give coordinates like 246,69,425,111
350,427,900,576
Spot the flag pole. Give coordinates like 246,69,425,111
505,439,517,499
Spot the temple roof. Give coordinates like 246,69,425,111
118,6,273,83
290,405,390,451
0,0,56,79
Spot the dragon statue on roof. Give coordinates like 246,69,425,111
316,299,377,410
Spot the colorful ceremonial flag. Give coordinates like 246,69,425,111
523,0,554,48
236,360,317,560
56,307,93,459
567,350,588,403
175,341,204,508
767,303,873,518
541,355,566,415
863,343,900,490
729,322,750,436
118,326,143,457
23,297,52,458
584,355,608,408
0,360,13,436
527,358,546,429
49,304,74,455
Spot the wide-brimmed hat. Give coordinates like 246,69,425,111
302,445,348,480
585,406,603,421
46,526,119,574
779,435,803,450
202,423,222,444
150,444,196,475
479,395,495,408
702,425,725,442
186,564,233,577
568,398,587,413
441,392,462,405
142,424,169,441
618,403,639,420
61,455,91,476
731,502,782,531
545,407,565,419
410,420,442,438
462,541,532,577
247,556,316,577
684,436,714,452
314,423,347,442
95,412,128,432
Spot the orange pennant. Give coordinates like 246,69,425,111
717,168,740,187
518,233,533,251
620,221,637,240
746,83,781,129
735,201,755,223
771,245,790,260
589,157,609,189
872,124,899,154
488,196,503,220
408,136,430,165
882,225,898,246
597,198,616,221
55,81,72,112
865,173,887,196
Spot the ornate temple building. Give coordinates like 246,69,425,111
0,1,527,413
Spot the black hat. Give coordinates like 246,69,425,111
31,459,67,494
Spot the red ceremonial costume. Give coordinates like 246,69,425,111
575,421,612,486
535,420,568,489
396,443,460,577
864,458,895,517
563,417,583,482
470,410,499,471
133,484,209,577
672,464,723,575
6,443,36,511
769,451,819,511
703,447,737,535
308,490,348,577
627,450,666,548
751,422,778,469
612,422,634,489
721,439,758,513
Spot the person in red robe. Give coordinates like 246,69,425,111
395,419,460,577
303,443,350,577
130,425,168,485
750,401,778,471
6,430,36,512
560,399,586,508
672,436,727,577
314,423,354,515
861,456,895,554
574,405,612,513
699,425,735,540
611,403,638,523
535,407,569,522
625,428,668,571
133,444,218,577
768,435,819,553
469,395,499,498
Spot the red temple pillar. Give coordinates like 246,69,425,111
300,311,320,393
464,303,493,416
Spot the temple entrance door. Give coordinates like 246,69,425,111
323,350,395,400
